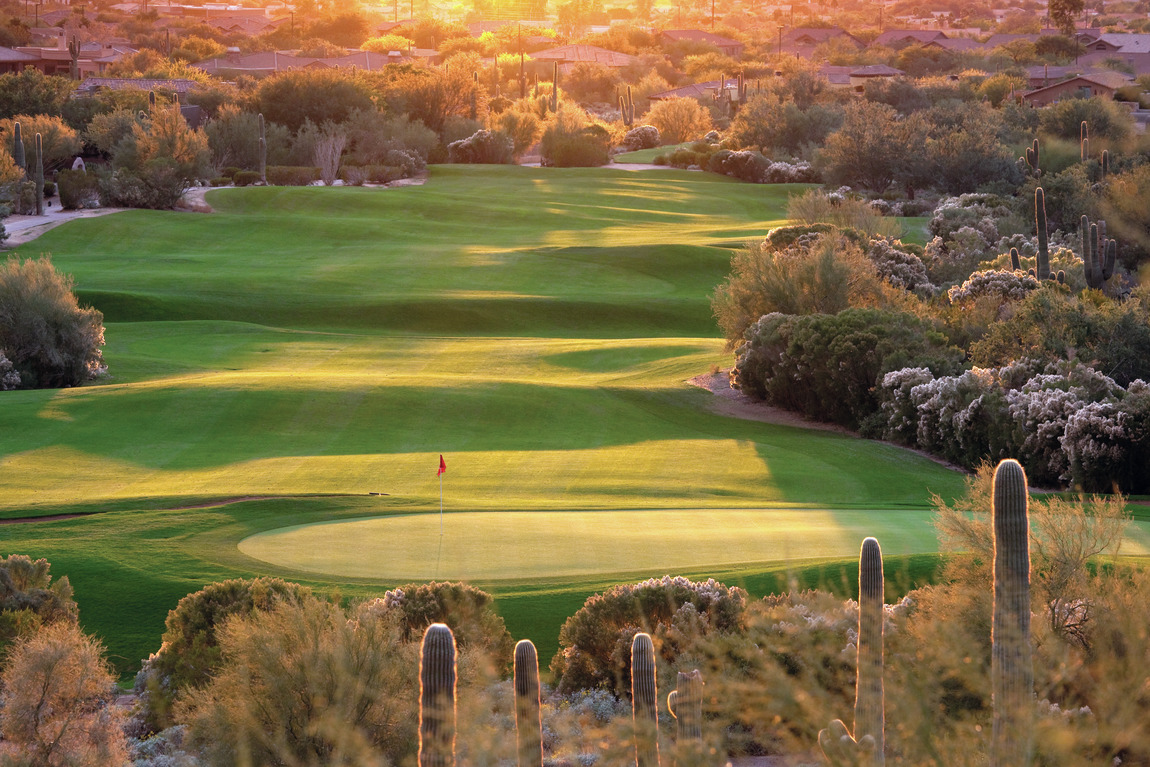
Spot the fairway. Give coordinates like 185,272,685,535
0,165,981,675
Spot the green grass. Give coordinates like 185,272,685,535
0,165,986,676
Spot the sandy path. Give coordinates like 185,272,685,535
3,206,127,248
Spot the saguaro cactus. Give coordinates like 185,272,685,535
419,623,457,767
1035,187,1050,280
12,121,24,171
1101,149,1109,179
1009,247,1021,272
1080,120,1089,162
667,669,703,741
550,62,559,113
1024,138,1039,176
68,35,80,80
991,459,1034,767
620,85,635,127
34,132,43,216
855,537,884,764
632,632,660,767
258,113,267,184
514,640,543,767
1082,215,1105,290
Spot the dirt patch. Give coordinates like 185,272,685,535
687,371,853,435
2,207,127,248
688,370,967,474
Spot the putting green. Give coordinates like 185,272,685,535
238,508,942,580
240,508,1150,581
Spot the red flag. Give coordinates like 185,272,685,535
437,455,446,476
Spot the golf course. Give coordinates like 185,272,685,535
4,165,1146,676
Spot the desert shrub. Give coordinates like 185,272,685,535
0,350,18,390
865,236,935,295
970,288,1150,387
734,308,965,428
97,162,188,209
41,180,55,197
447,129,514,164
1038,95,1133,143
204,105,291,171
946,269,1040,304
707,149,768,182
372,580,513,663
0,621,128,766
489,107,541,159
787,188,902,238
540,104,611,168
134,577,312,732
550,575,747,695
875,359,1150,490
0,114,81,171
177,597,419,767
0,555,77,656
622,124,659,151
711,233,906,346
340,165,369,186
644,97,713,145
265,165,321,186
231,170,260,187
55,169,99,210
208,177,230,187
0,256,105,389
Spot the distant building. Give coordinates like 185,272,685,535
1021,71,1133,106
529,44,638,71
660,30,745,58
76,77,203,99
777,27,864,57
0,46,40,75
194,48,436,76
871,29,948,48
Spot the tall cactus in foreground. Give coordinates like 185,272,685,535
632,632,660,767
514,640,543,767
12,121,24,171
1035,187,1049,280
419,623,457,767
991,459,1034,767
258,113,267,184
855,537,884,764
34,132,43,216
1082,215,1104,290
1009,247,1021,272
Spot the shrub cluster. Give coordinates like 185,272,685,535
0,256,105,389
621,124,659,151
550,575,747,695
876,360,1150,491
264,165,321,186
97,163,187,209
447,129,514,164
733,308,965,428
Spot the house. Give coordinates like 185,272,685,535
1020,71,1133,106
193,48,434,77
529,44,638,71
923,37,983,52
648,77,743,101
13,32,134,79
871,29,948,49
1078,51,1150,76
0,46,41,75
1091,34,1150,54
848,64,904,90
660,30,745,58
777,27,864,57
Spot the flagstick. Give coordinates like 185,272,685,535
439,471,444,535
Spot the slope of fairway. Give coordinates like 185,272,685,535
0,165,973,675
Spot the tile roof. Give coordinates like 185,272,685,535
529,44,638,67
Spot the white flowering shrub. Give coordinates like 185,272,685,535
763,160,816,183
947,269,1040,304
928,193,1013,242
866,236,935,295
622,124,660,151
0,350,19,390
877,359,1148,490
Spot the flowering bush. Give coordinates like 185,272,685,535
622,125,660,151
865,236,935,295
447,129,514,164
947,269,1040,303
876,360,1150,490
